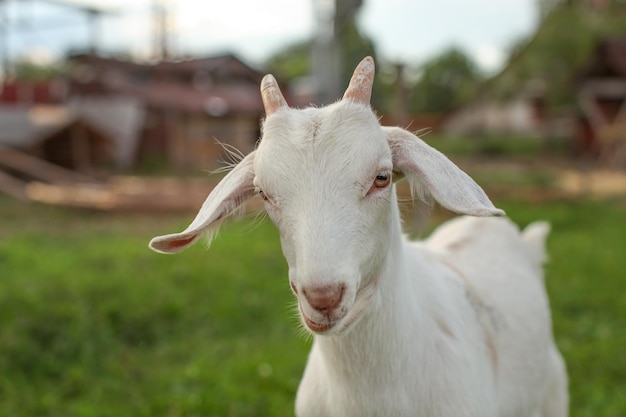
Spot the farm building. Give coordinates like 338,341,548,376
68,53,267,170
0,53,275,209
0,96,145,172
576,37,626,166
0,105,115,176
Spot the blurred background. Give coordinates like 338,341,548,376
0,0,625,416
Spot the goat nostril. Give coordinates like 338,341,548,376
303,284,345,313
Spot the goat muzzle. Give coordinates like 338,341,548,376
302,283,346,314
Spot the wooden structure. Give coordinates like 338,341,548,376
0,150,219,211
576,38,626,166
0,143,218,212
0,105,115,175
68,53,267,170
0,145,94,200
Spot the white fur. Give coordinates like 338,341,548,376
150,99,568,417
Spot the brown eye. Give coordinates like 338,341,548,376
374,172,391,188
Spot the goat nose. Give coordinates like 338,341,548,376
302,284,345,313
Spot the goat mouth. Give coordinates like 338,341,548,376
302,314,337,333
298,303,346,334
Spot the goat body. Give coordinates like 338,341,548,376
297,214,567,417
150,57,568,417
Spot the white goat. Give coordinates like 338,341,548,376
150,57,568,417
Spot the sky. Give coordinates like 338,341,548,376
2,0,540,74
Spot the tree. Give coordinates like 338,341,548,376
409,48,481,114
487,3,626,108
265,41,312,81
12,60,68,81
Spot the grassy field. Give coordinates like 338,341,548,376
1,190,625,416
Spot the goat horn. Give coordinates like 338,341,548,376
342,56,375,105
261,74,288,115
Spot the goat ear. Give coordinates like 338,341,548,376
385,127,504,217
149,151,257,254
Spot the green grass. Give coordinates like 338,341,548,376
0,194,625,416
0,200,304,416
423,134,569,158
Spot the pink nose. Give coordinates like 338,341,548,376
302,284,345,313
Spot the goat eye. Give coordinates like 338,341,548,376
373,172,391,188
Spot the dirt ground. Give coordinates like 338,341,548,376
557,169,626,197
8,155,626,212
457,155,626,199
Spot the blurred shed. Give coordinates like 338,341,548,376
441,97,541,136
0,104,214,211
68,53,266,170
576,37,626,166
0,105,114,176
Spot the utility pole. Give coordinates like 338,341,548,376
311,0,362,104
312,0,341,105
0,0,111,77
0,0,9,80
86,9,101,54
42,0,111,55
152,0,171,60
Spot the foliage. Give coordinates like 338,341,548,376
0,191,625,416
423,134,570,157
486,3,626,108
265,42,312,82
12,61,68,81
266,39,481,114
408,47,482,114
